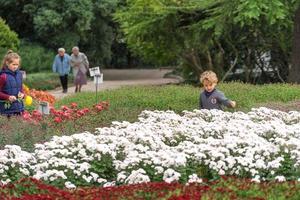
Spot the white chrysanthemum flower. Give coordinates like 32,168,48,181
1,179,11,185
103,181,116,187
275,176,286,182
163,168,181,183
65,181,76,189
125,169,150,184
251,175,261,183
188,174,202,184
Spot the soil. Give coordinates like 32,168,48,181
257,100,300,112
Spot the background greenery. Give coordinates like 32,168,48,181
0,18,19,51
24,72,74,90
1,0,300,83
18,40,55,73
0,83,299,151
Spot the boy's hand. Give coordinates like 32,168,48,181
230,101,236,108
8,96,17,102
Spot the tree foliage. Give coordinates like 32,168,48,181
0,0,121,67
23,0,94,50
115,0,299,82
0,0,34,38
0,18,19,50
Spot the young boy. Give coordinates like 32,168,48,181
199,70,236,110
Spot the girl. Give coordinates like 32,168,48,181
0,50,25,116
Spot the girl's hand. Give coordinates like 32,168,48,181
18,92,25,99
8,96,17,102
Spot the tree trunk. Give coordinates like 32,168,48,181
245,48,251,82
181,49,203,77
289,6,300,83
127,51,134,68
206,50,213,70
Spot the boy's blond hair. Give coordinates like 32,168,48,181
200,70,218,84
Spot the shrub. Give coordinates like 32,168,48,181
24,72,74,90
0,18,19,50
18,40,55,73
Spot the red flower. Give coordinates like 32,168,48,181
32,110,42,120
70,102,78,109
95,104,103,111
60,105,70,111
53,117,62,123
22,111,32,120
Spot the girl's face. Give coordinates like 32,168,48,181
203,79,216,92
6,58,20,72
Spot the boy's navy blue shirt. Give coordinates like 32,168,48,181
199,89,232,110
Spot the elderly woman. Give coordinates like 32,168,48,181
52,48,71,93
70,46,89,92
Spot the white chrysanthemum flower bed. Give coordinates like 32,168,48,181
0,107,300,188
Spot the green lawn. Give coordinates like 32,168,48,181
1,83,300,150
57,82,300,112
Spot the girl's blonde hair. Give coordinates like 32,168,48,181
200,70,218,84
2,50,21,68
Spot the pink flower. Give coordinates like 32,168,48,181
95,104,103,111
60,105,70,111
53,117,62,123
32,110,42,119
22,111,32,120
70,103,78,108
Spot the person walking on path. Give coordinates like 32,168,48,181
52,48,71,93
0,50,25,116
70,46,89,92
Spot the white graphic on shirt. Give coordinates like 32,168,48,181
211,98,217,104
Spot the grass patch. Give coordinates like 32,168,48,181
1,82,300,150
57,82,300,112
219,82,300,111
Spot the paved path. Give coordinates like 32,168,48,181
49,69,181,99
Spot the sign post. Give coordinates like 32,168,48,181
89,67,103,103
38,101,50,115
20,70,26,79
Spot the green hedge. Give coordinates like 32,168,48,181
18,40,55,73
0,40,55,73
24,72,74,90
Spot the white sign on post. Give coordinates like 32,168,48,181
20,70,26,79
89,66,103,103
94,74,103,85
89,67,101,77
38,101,50,115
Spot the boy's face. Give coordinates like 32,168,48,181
203,79,216,92
6,58,20,72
